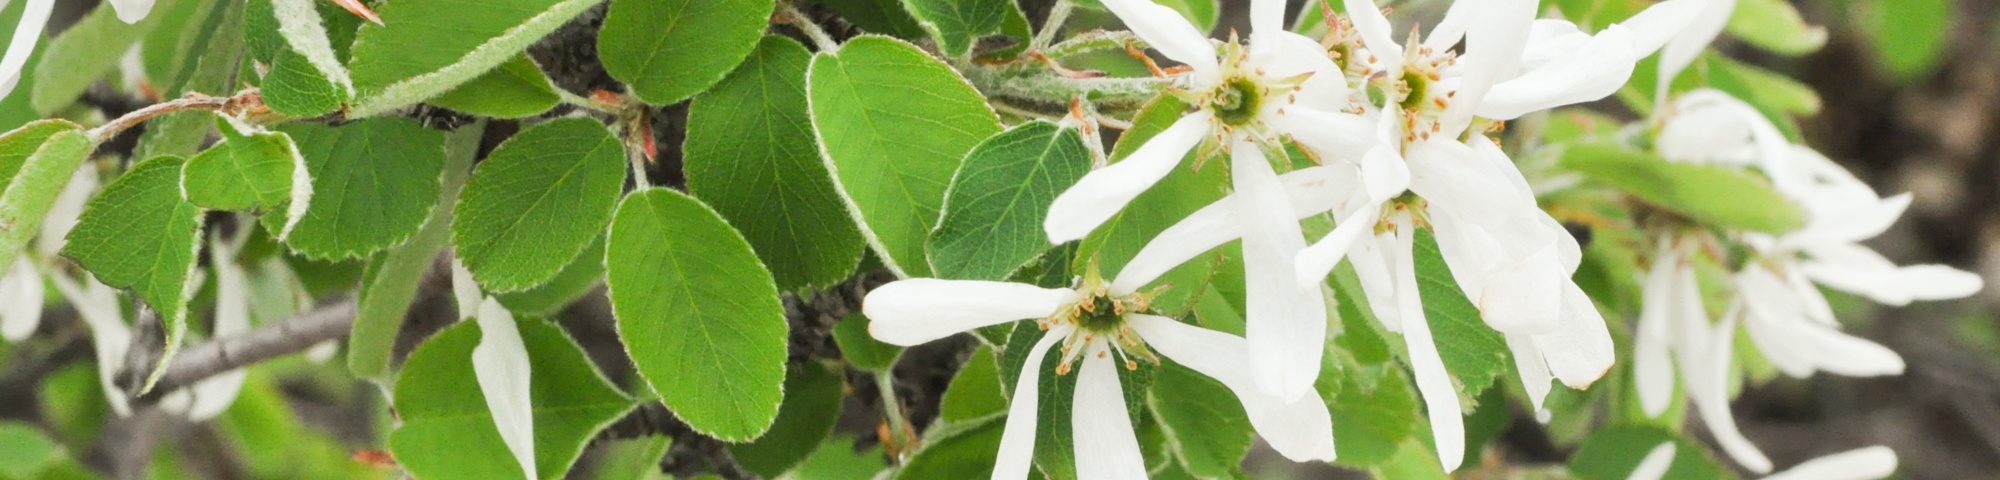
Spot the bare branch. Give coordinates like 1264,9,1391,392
134,299,358,402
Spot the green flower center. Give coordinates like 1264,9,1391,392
1212,77,1263,127
1076,296,1124,333
1399,71,1429,110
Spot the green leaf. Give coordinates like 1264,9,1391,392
1412,229,1511,400
1076,94,1227,317
346,0,605,117
927,121,1091,281
391,316,638,480
62,155,205,392
0,422,62,477
495,234,606,316
902,0,1014,57
808,35,1003,278
606,189,789,441
262,49,351,117
139,0,229,92
729,362,846,477
599,0,775,105
1322,360,1419,468
1707,56,1820,116
589,436,673,480
1370,438,1451,480
686,36,865,291
1724,0,1826,56
268,118,448,259
29,2,164,115
1149,360,1252,478
453,117,623,292
937,344,1005,423
787,437,886,479
180,126,302,211
833,312,903,372
0,121,89,269
348,121,483,379
895,416,1006,480
814,0,927,39
429,55,560,118
1857,0,1950,81
1567,425,1739,480
1560,144,1805,234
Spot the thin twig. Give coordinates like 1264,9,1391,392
776,1,840,52
86,90,265,144
1031,0,1075,52
133,298,358,402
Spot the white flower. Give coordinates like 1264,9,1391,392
1625,443,1897,480
1279,0,1705,470
862,244,1338,479
0,167,96,342
1043,0,1371,402
0,0,154,101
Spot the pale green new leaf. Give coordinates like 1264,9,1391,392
605,189,788,441
729,362,845,478
348,121,483,379
30,2,164,115
390,316,638,480
1561,144,1806,234
180,127,300,211
453,117,624,292
0,121,88,271
927,120,1090,281
62,156,205,392
1857,0,1950,81
599,0,775,105
346,0,606,117
686,36,864,292
808,35,1002,278
902,0,1015,57
430,55,560,118
1725,0,1826,56
268,118,448,259
0,422,62,478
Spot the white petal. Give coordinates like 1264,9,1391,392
862,279,1075,346
1234,143,1326,402
37,167,97,257
1786,320,1905,377
1273,107,1377,166
1295,204,1379,288
1342,0,1401,74
1113,166,1359,295
1405,140,1524,223
1440,0,1539,137
1098,0,1220,84
1617,0,1708,56
1691,311,1773,474
1475,245,1566,334
2,257,42,341
185,237,251,421
992,326,1071,480
53,274,133,417
107,0,155,23
1626,442,1677,480
1517,20,1590,72
1390,216,1464,473
1477,26,1639,121
1657,0,1736,101
1536,282,1616,388
1045,111,1210,242
1351,231,1402,330
0,0,53,100
1249,0,1284,37
473,298,538,480
1891,265,1983,301
1072,343,1148,480
451,257,481,319
1759,446,1897,480
1508,332,1554,411
1126,314,1337,462
1635,247,1680,417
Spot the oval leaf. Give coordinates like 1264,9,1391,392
808,35,1002,278
180,126,302,211
1561,144,1806,234
599,0,775,105
346,0,603,117
268,118,448,259
454,117,624,292
62,155,205,391
927,120,1090,281
0,121,89,267
430,54,560,118
390,316,638,480
606,188,788,441
728,362,845,477
686,36,865,292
